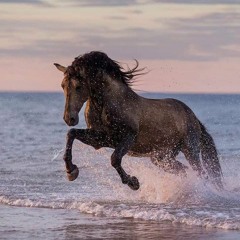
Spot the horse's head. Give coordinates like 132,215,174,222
54,51,145,126
54,63,89,126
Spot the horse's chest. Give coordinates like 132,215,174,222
85,105,111,130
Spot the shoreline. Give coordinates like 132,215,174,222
1,204,240,240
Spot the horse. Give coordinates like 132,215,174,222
54,51,223,190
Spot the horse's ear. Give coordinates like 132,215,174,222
54,63,67,73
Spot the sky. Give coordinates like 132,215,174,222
0,0,240,93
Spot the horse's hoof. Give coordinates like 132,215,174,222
66,166,79,181
127,176,140,190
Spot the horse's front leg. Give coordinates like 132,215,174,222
111,134,140,191
63,128,112,181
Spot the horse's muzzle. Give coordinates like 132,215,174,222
64,115,79,126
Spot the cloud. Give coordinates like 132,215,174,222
1,0,236,8
149,0,240,4
108,16,128,20
57,0,240,7
1,7,240,62
62,0,138,7
54,12,240,61
0,0,46,4
171,12,240,58
1,21,240,62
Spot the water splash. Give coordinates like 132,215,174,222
51,148,64,161
2,142,240,231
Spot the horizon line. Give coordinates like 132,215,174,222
1,90,240,95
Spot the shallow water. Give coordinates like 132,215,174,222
1,92,240,239
1,205,240,240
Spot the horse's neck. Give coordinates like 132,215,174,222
88,75,138,111
85,77,139,129
103,75,135,100
89,75,120,102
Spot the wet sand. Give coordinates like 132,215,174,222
1,205,240,240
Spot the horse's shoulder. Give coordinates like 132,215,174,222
103,99,140,132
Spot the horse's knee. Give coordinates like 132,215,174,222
67,128,76,139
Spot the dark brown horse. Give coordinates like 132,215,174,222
54,51,223,190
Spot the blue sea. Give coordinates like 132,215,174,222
1,92,240,239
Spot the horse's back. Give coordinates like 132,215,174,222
131,97,201,154
139,97,200,130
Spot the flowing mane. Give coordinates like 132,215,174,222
67,51,145,87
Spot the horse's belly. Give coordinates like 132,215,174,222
129,129,182,156
127,151,152,157
128,146,177,158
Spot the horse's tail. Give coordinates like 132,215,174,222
199,122,223,189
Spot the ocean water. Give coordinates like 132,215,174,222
1,92,240,239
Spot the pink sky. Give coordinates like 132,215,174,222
0,1,240,93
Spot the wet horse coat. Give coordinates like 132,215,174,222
54,51,223,190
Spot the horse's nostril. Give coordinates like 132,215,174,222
70,117,75,124
64,114,77,126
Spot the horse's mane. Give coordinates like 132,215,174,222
68,51,145,87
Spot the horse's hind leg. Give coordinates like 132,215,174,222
182,137,205,177
151,155,188,176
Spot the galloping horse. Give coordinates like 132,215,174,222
54,51,223,190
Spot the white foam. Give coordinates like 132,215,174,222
73,201,240,230
1,185,240,231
